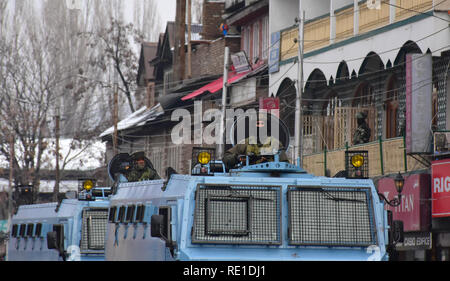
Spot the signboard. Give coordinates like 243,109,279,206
269,31,280,74
259,97,280,117
395,232,432,251
231,51,252,74
378,174,431,232
406,53,432,153
432,159,450,218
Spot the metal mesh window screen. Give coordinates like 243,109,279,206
288,187,376,247
193,185,281,245
206,196,250,236
80,209,108,252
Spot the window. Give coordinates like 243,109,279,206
163,70,174,95
287,186,376,246
11,224,18,238
385,76,399,139
252,21,260,64
353,82,375,107
261,15,269,60
168,146,181,173
134,205,146,223
158,207,172,241
80,209,109,251
52,225,65,249
117,206,126,223
125,205,136,223
109,207,117,223
192,185,282,245
19,224,27,238
243,26,251,59
26,223,34,238
432,84,438,129
35,223,42,238
149,147,162,178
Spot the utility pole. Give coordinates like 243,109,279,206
113,81,119,156
54,107,60,202
8,131,14,234
176,0,187,82
187,0,192,79
3,129,14,262
113,8,120,156
295,2,305,167
218,47,230,159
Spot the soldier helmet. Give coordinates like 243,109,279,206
132,151,146,161
356,112,368,120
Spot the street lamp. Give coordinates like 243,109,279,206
394,172,405,195
379,172,405,207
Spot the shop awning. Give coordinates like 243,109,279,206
181,70,251,101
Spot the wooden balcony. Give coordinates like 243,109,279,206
289,105,428,178
301,137,428,178
301,106,378,154
279,0,434,60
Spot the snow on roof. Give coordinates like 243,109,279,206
0,139,106,172
99,103,164,138
0,178,79,193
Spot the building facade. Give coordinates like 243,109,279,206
268,0,450,260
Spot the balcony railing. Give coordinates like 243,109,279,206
299,137,428,178
301,106,378,155
279,0,433,59
285,105,427,178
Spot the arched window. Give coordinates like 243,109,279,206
277,78,297,136
385,75,399,139
353,82,375,107
322,91,341,150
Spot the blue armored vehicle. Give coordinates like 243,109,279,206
7,180,111,261
104,116,403,261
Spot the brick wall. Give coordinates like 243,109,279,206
201,1,225,40
190,37,241,78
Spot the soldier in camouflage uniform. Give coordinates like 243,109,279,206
222,136,289,170
353,112,371,145
127,152,161,182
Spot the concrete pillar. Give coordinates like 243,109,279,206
354,0,359,36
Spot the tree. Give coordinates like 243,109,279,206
0,4,62,196
133,0,161,42
0,0,108,201
81,17,145,114
0,0,161,203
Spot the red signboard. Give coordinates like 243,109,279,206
378,174,431,232
432,159,450,218
259,98,280,117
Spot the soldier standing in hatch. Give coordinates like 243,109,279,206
128,152,161,182
353,112,371,145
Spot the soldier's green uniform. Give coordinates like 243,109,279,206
353,112,371,145
222,137,289,170
127,152,161,182
127,166,161,182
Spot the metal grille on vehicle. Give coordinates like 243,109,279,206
288,186,376,247
192,184,281,245
80,208,109,252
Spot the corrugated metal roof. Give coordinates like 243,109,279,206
99,104,164,138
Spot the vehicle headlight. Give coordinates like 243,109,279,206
351,154,365,168
198,152,211,165
83,179,95,191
